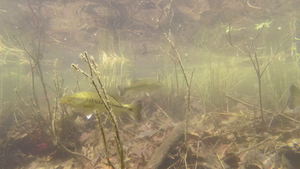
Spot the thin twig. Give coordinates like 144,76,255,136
72,52,125,168
85,53,124,169
278,113,300,124
95,111,115,169
154,102,170,119
225,94,271,113
222,138,271,161
157,8,194,169
211,143,225,169
57,141,94,164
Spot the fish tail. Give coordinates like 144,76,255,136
118,85,126,96
289,85,300,109
127,101,142,121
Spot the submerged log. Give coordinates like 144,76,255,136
145,121,185,169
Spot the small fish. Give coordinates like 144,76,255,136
118,79,162,96
60,92,142,121
288,85,300,109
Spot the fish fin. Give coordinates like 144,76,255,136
108,93,121,103
86,114,93,119
118,85,126,96
289,85,300,109
84,102,94,108
127,101,142,122
130,79,139,84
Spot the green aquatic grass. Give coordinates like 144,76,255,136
153,48,300,117
0,35,31,65
97,51,133,90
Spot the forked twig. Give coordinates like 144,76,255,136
157,7,195,168
72,52,124,168
228,24,291,126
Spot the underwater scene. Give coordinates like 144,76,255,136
1,0,300,168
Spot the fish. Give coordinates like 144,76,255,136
60,91,142,121
288,85,300,109
118,79,162,96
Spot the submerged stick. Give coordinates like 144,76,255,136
72,52,124,168
94,111,115,169
157,11,193,142
57,142,94,164
157,8,194,168
145,122,185,169
221,138,271,161
0,65,3,116
85,53,124,169
225,95,271,114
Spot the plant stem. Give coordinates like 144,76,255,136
72,52,125,168
0,64,3,116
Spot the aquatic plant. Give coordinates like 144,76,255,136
8,29,96,165
98,51,132,90
228,20,290,125
0,36,26,65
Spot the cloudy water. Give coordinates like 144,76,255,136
1,0,300,168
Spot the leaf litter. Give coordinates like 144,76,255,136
2,93,300,169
